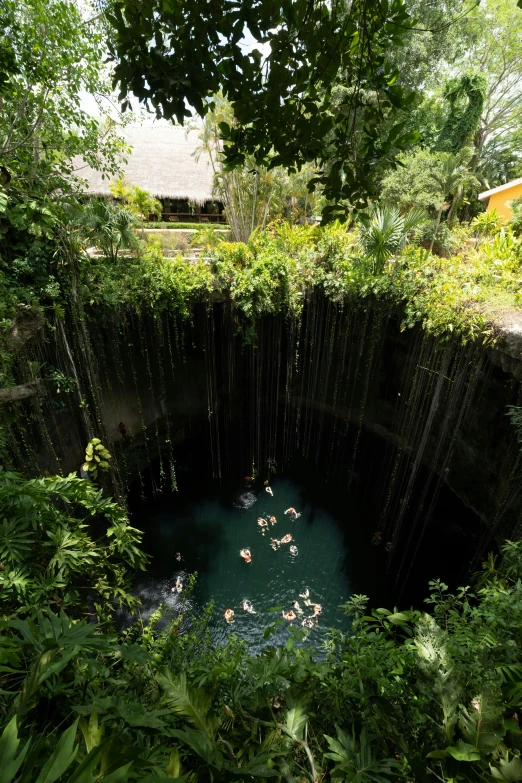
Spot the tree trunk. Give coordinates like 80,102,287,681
430,207,444,253
0,380,42,404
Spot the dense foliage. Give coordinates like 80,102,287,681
76,220,522,343
4,466,522,782
105,0,419,217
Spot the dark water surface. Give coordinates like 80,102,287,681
129,472,388,652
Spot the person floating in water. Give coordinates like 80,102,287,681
171,575,183,593
280,533,293,544
239,548,252,563
282,609,297,621
224,608,235,624
289,545,298,555
240,599,257,614
117,422,127,438
371,531,383,546
293,600,303,615
265,486,273,496
299,588,310,600
284,507,296,516
301,617,314,629
270,538,280,550
269,515,277,525
175,552,182,561
384,541,393,553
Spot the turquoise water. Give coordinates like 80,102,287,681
129,475,380,652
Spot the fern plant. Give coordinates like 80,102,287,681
0,468,147,620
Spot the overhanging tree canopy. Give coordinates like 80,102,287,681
105,0,420,219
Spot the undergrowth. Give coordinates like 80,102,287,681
79,221,522,343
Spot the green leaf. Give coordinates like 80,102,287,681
0,717,30,783
167,748,181,777
35,719,79,783
387,612,409,625
491,754,522,783
445,742,481,761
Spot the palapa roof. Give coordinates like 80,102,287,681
478,178,522,204
73,125,215,205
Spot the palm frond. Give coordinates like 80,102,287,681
157,670,220,738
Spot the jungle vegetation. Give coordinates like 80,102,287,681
2,0,522,780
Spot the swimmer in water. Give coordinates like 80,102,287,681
299,588,310,600
384,541,393,553
282,610,297,621
175,576,183,593
224,608,235,624
175,552,182,561
241,599,257,614
371,532,382,546
293,600,303,615
269,515,277,525
265,486,273,496
239,548,252,563
312,603,322,616
284,507,296,516
257,517,268,528
302,617,314,629
280,533,293,544
289,544,298,555
270,538,280,550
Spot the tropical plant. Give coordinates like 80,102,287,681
0,0,127,273
0,468,147,620
358,206,426,272
510,197,522,237
82,437,112,480
110,179,162,238
195,95,291,242
75,199,138,262
190,224,223,251
429,149,481,251
472,209,503,237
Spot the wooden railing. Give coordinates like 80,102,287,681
156,212,227,224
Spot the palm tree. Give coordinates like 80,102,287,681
76,199,138,263
358,205,426,272
429,149,480,252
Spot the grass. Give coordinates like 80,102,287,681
142,221,229,231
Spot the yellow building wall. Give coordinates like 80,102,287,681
487,183,522,220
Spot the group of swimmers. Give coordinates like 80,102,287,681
270,534,297,553
225,589,321,629
257,515,277,534
224,598,257,624
282,588,322,627
232,487,308,625
371,532,393,553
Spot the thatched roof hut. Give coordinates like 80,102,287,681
73,125,215,205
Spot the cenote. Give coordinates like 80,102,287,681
11,298,521,653
125,416,483,651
